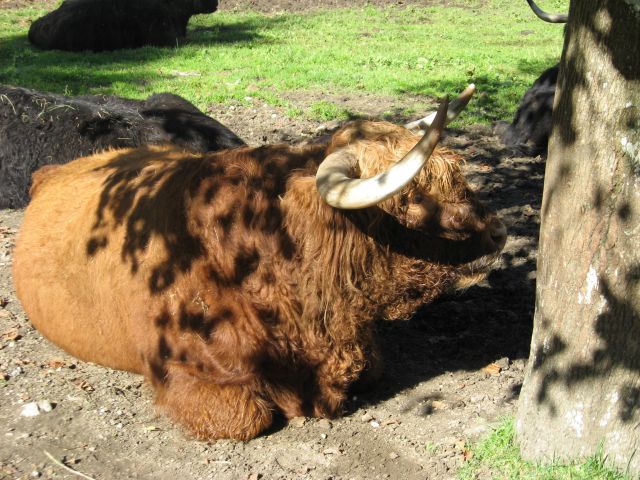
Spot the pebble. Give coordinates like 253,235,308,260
19,400,54,417
360,412,374,422
37,400,53,413
317,419,332,430
19,403,40,417
369,420,380,428
323,447,342,455
389,452,399,460
289,416,307,428
495,357,510,371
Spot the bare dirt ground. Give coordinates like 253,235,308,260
0,1,542,479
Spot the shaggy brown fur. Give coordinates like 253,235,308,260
13,120,506,441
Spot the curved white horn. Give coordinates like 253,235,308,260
404,84,475,132
526,0,568,23
316,99,449,210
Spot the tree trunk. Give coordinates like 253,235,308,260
516,0,640,474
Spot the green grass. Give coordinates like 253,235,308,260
308,100,351,121
459,419,633,480
0,0,569,124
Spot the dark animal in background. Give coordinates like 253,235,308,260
498,64,559,152
28,0,218,52
498,0,567,152
13,90,507,441
0,85,245,208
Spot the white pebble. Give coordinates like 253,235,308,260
20,400,54,417
370,420,380,428
20,402,40,417
37,400,53,413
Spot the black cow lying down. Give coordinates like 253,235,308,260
0,85,245,208
497,64,559,152
496,0,567,153
29,0,218,52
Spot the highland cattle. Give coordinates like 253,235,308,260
13,88,506,440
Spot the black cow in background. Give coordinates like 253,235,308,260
29,0,218,52
0,86,245,208
497,0,567,153
497,64,559,152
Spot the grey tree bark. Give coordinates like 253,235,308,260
516,0,640,474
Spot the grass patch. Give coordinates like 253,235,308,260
308,100,352,121
0,0,568,124
459,419,633,480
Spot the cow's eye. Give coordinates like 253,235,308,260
411,193,423,204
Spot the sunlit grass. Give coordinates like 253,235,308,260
458,418,633,480
0,0,569,124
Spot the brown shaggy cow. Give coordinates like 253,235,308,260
13,92,506,441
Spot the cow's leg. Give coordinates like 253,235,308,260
154,365,273,441
312,349,368,418
312,330,382,415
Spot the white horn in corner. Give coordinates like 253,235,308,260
404,83,476,133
